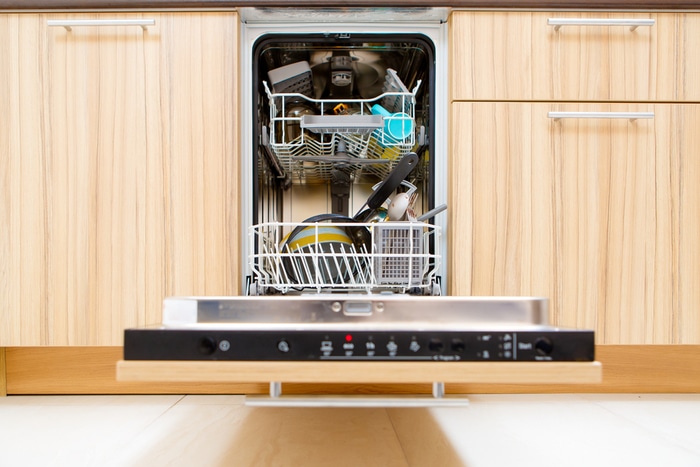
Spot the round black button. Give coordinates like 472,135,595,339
534,337,554,356
451,338,465,352
198,337,217,355
428,338,444,352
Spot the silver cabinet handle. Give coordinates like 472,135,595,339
548,112,654,121
47,19,155,31
548,18,655,32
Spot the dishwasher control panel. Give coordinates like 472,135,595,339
124,329,594,362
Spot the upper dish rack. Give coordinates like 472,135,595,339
262,68,422,183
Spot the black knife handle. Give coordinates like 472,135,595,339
366,152,419,210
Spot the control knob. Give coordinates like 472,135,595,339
198,337,217,356
535,337,554,356
277,340,290,353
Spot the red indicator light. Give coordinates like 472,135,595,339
345,334,353,342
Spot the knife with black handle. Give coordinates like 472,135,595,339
355,152,419,217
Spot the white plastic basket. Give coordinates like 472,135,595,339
248,221,440,295
373,224,424,286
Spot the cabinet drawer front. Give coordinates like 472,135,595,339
449,102,700,344
450,11,700,102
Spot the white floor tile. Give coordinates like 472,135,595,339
1,394,699,467
176,394,247,405
0,394,182,406
0,395,183,467
393,394,700,467
582,394,700,456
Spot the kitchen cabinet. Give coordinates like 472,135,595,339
450,11,700,102
449,11,700,344
1,5,697,394
0,12,238,346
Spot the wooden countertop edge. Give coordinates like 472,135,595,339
116,360,603,384
0,349,6,397
1,1,700,10
4,345,700,394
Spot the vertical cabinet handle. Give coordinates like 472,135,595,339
548,18,655,32
548,112,654,121
47,19,155,31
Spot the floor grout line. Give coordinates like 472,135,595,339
107,395,187,455
385,408,415,467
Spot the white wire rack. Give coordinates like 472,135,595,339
248,221,441,295
262,69,420,183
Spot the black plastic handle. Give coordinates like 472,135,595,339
365,152,419,210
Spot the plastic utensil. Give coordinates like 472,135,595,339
371,104,414,140
387,192,410,221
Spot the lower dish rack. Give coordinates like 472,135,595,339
248,221,441,295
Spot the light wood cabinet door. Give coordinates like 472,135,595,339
1,13,238,346
1,14,46,346
449,102,700,344
450,11,700,102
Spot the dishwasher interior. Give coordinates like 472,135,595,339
247,31,442,296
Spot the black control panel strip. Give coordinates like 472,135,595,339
124,329,594,362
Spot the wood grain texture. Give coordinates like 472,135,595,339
6,346,700,394
116,361,602,384
449,102,700,344
6,347,267,395
0,13,239,346
2,0,700,10
0,348,6,397
450,11,700,102
1,15,44,346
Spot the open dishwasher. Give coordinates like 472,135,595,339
246,23,443,297
120,9,600,405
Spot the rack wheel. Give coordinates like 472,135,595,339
248,282,261,296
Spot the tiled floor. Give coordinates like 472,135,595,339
1,393,699,466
